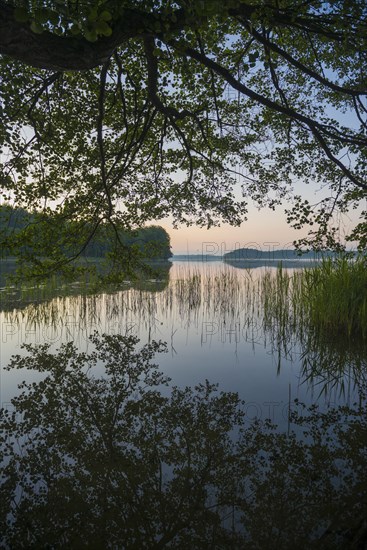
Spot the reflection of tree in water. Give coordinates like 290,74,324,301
1,334,367,549
0,260,172,313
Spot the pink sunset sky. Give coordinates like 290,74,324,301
161,209,296,255
160,203,359,255
0,191,359,255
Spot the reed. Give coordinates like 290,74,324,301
301,257,367,340
261,257,367,341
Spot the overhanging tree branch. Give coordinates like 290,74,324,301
175,41,367,191
0,1,188,70
240,20,367,97
143,35,193,121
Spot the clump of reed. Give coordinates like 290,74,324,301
262,266,305,334
175,269,202,310
301,256,367,340
262,257,367,343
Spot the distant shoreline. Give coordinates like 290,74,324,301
171,250,337,262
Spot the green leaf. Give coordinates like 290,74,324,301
70,24,81,36
48,10,60,26
14,7,29,23
248,52,259,63
34,8,50,25
99,10,112,22
95,20,112,37
84,29,98,42
30,20,44,34
87,9,98,23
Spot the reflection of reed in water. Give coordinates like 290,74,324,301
2,265,263,339
299,335,367,399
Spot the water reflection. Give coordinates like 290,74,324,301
225,258,321,269
0,260,172,312
1,262,366,400
1,333,366,548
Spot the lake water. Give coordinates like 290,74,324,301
1,259,366,547
0,260,362,425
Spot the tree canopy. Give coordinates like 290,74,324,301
1,0,367,276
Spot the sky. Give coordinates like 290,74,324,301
160,206,298,255
160,200,361,256
156,114,364,255
155,50,366,256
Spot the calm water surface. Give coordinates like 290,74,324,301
1,259,366,547
0,260,361,425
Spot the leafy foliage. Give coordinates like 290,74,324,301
0,0,367,277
